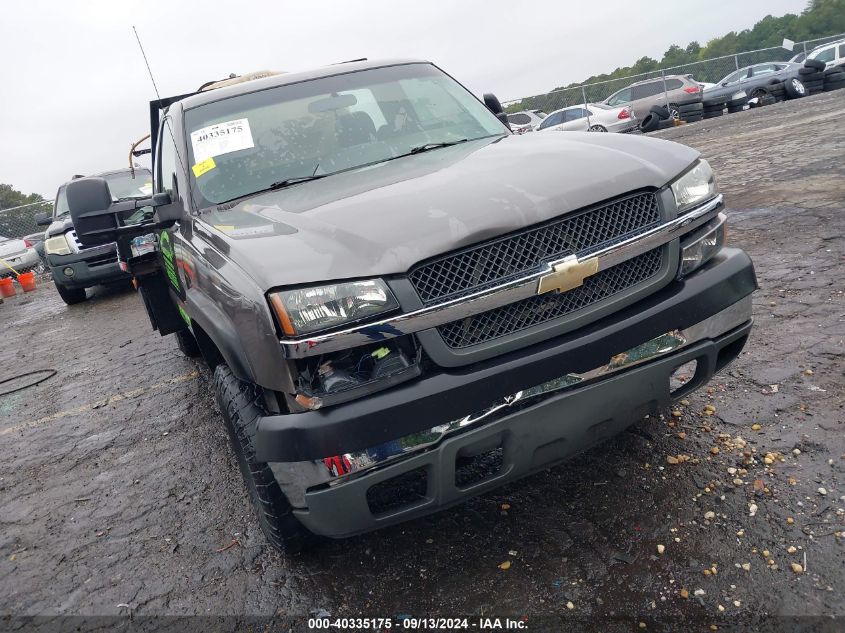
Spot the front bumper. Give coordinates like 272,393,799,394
261,245,755,537
290,310,751,537
47,247,128,289
257,246,756,463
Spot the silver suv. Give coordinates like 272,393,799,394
806,38,845,70
604,74,703,120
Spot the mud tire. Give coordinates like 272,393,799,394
213,364,312,554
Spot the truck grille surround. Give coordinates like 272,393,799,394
407,191,668,349
438,248,663,348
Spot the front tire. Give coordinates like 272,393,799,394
54,281,87,305
213,364,312,554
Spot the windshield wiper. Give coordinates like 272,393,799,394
267,161,328,191
408,138,469,154
268,174,329,190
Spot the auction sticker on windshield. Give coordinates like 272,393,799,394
190,119,254,162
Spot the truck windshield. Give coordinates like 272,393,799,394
183,63,507,207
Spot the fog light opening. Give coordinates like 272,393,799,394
670,360,698,396
63,267,75,277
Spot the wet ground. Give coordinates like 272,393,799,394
1,90,844,632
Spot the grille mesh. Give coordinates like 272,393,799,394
409,192,660,305
437,248,664,349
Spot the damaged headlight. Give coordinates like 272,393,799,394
44,233,72,256
269,279,399,336
671,159,717,214
679,212,727,277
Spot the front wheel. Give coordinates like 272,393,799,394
588,124,608,132
213,364,312,554
54,281,87,305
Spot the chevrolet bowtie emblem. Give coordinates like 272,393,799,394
537,256,599,295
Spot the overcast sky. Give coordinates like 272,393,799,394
2,0,807,198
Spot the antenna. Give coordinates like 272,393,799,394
131,26,189,190
133,26,162,105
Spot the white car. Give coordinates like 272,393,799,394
505,109,547,134
0,235,40,277
806,39,845,70
535,103,637,133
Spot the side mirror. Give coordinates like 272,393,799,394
66,177,116,246
35,212,52,226
66,177,177,248
483,93,512,130
722,82,729,86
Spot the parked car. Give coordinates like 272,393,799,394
536,103,637,133
806,38,845,70
603,74,702,120
35,168,153,304
704,62,804,103
0,235,40,277
506,109,547,133
64,58,755,553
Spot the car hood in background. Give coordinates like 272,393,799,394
198,133,698,290
45,217,73,238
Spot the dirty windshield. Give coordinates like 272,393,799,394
183,63,506,207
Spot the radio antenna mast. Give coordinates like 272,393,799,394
133,26,162,104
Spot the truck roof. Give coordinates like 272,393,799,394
175,58,428,111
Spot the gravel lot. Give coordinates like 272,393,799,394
1,90,843,631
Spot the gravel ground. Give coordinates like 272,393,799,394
0,90,843,632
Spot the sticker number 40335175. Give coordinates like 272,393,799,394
190,118,254,163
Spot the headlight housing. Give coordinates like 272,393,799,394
671,159,717,214
679,212,727,277
269,279,399,336
44,234,72,256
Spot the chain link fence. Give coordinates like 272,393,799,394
503,33,845,116
0,199,55,277
0,199,54,242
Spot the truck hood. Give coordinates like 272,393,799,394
198,132,698,290
45,217,73,238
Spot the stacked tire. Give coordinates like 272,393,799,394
703,100,725,119
678,101,704,123
766,80,786,102
824,66,845,92
727,94,748,114
800,59,826,95
641,105,674,133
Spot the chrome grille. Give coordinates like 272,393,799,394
409,191,660,306
437,248,664,349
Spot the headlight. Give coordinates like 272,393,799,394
679,212,727,277
44,234,71,256
269,279,399,336
671,159,717,214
